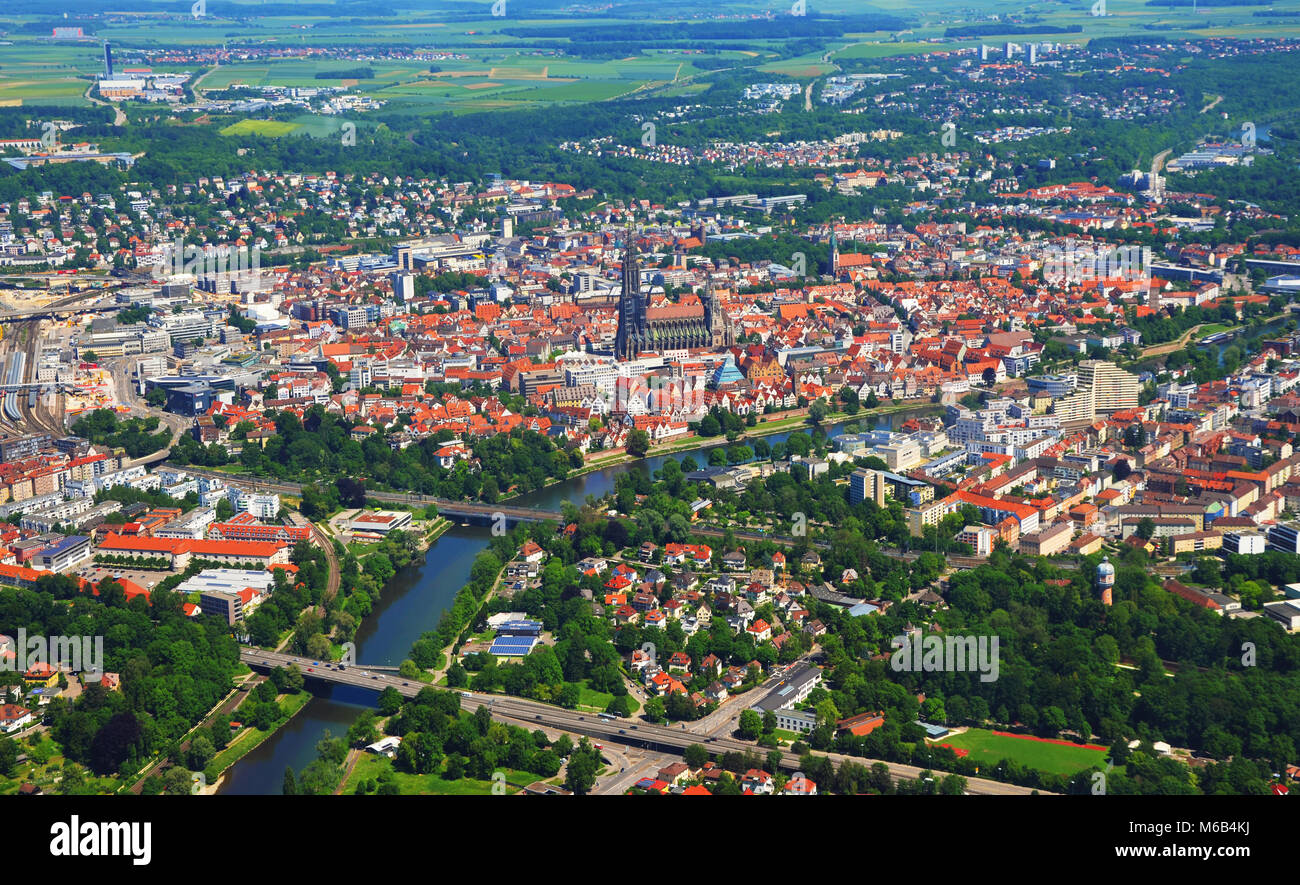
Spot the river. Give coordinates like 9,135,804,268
217,406,934,793
1208,313,1291,366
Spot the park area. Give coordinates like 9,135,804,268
935,728,1109,777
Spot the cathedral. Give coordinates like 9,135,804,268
614,224,734,360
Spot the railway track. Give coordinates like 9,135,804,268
13,318,64,437
0,290,100,437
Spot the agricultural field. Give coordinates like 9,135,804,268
0,42,100,106
2,0,1300,111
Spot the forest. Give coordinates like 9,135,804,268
0,572,241,783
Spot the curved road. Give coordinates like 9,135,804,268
244,649,1048,795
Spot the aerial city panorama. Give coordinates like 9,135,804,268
0,0,1294,865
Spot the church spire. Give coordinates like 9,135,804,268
830,218,840,278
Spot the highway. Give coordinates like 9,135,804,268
243,649,1047,795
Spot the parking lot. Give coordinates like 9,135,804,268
73,563,176,592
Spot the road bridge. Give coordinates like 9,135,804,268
242,649,1047,795
0,302,120,322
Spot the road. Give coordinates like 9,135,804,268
1136,322,1207,361
84,81,127,126
244,649,1047,795
1151,147,1173,176
105,354,191,440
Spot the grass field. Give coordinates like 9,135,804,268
342,753,539,795
937,728,1107,777
219,119,302,137
209,690,314,775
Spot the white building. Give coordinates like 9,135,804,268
228,488,281,519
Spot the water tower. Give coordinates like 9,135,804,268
1097,555,1115,606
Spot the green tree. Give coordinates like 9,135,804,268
377,687,403,717
564,742,601,795
644,697,666,723
627,429,651,458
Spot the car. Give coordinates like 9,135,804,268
371,675,380,680
402,682,409,686
535,714,542,720
307,668,313,672
618,729,626,734
311,661,320,666
578,716,584,720
460,692,472,698
594,744,603,750
631,725,638,729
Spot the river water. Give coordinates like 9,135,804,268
217,406,934,793
1207,313,1290,366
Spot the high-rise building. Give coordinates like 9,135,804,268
390,272,415,302
1077,360,1140,413
104,42,113,78
850,469,888,507
1052,386,1095,424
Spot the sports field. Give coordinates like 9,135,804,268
219,119,302,137
937,728,1108,776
